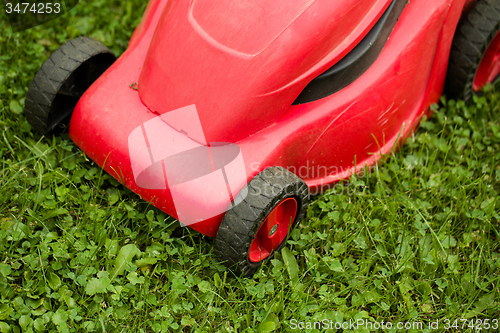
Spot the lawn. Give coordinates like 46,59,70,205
1,1,499,332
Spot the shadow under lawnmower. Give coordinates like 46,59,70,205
24,0,500,277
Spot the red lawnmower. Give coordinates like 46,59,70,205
24,0,500,276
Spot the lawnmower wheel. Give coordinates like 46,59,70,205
445,0,500,102
214,166,310,277
24,36,116,135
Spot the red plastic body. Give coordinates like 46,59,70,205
70,0,472,237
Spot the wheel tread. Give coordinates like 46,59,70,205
445,0,500,101
214,167,310,277
24,36,115,135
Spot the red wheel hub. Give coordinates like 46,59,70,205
474,30,500,92
248,198,298,263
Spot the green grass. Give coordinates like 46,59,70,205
1,1,500,332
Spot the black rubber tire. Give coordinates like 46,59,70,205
24,36,116,135
445,0,500,102
214,166,310,277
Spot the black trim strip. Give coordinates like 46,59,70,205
293,0,409,105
